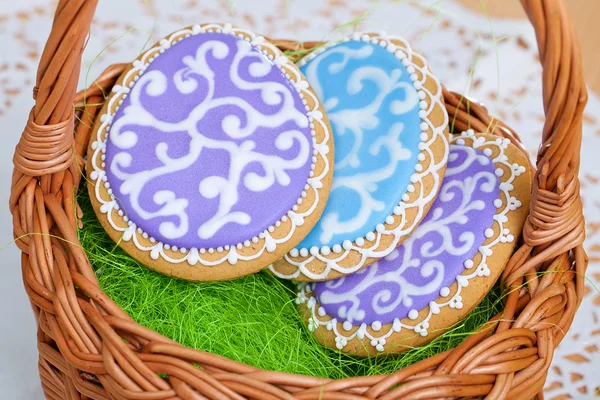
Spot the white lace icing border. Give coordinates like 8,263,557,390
270,32,450,280
297,131,527,353
88,23,332,267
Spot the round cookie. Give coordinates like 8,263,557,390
86,23,334,281
270,33,449,281
297,131,531,356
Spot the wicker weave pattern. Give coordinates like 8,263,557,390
10,0,588,398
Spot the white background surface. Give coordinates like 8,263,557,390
0,1,599,399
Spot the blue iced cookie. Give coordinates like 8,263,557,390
271,33,449,281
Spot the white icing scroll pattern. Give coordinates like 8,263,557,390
108,39,310,241
316,145,497,324
301,42,419,245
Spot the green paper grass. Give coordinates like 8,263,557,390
77,187,504,379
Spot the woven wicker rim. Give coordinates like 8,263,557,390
11,0,588,399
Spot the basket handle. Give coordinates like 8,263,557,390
13,0,98,177
521,0,587,191
14,0,587,189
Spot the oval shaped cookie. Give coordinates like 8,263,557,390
86,23,334,281
270,33,449,281
297,131,531,356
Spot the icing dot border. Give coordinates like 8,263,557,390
297,131,528,353
271,31,450,281
88,23,332,267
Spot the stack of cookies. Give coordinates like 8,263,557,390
86,23,531,356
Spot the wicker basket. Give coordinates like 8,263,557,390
10,0,588,398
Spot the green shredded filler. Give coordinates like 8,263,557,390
78,188,504,379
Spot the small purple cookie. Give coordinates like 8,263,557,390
87,23,334,281
298,132,531,356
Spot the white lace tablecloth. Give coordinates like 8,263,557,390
0,1,598,398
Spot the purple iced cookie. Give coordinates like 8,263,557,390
87,23,334,281
298,132,531,355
